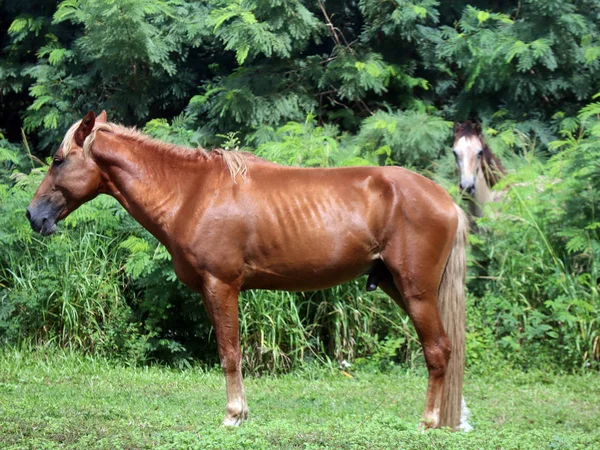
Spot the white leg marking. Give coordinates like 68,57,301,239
459,396,473,432
222,368,249,427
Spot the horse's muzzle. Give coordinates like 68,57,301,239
459,183,475,196
26,200,61,236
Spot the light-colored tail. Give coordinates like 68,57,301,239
437,203,468,430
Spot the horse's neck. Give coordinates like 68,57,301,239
468,168,492,218
468,165,506,218
93,133,212,245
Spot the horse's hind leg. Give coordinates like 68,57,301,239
373,264,408,314
381,241,453,429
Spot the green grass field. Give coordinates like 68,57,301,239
0,350,598,449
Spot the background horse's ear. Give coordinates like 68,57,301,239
74,111,96,147
97,110,108,123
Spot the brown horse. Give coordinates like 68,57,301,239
27,111,469,430
452,121,506,219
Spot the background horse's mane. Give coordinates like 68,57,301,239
454,121,506,187
62,120,250,181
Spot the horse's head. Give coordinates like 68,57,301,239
26,110,108,235
452,121,485,195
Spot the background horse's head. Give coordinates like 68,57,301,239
452,121,485,195
452,121,505,196
26,111,107,235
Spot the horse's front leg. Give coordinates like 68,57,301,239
200,275,248,426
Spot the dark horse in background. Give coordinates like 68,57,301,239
27,111,469,430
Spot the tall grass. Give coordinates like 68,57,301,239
239,284,420,373
1,170,423,372
1,110,599,372
1,228,146,357
469,152,599,370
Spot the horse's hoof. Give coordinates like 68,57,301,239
418,418,437,432
222,408,249,427
222,416,243,427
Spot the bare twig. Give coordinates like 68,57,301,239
358,99,374,116
281,56,338,78
327,94,353,112
317,0,355,55
21,128,46,167
513,0,521,20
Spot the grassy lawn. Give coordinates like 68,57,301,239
0,350,598,449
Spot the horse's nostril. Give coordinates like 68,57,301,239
26,208,31,221
460,183,475,195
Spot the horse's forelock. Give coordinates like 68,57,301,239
61,120,113,158
454,121,481,140
60,120,82,157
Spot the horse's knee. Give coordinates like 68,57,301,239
423,338,451,377
220,352,242,373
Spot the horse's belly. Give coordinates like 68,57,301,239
241,221,380,291
242,258,374,291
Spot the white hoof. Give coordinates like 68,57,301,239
222,416,243,427
222,406,249,427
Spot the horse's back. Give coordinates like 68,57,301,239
245,163,457,229
225,163,458,290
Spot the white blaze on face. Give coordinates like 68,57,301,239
453,135,484,193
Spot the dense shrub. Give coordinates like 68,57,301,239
0,1,598,373
465,104,600,371
2,107,599,373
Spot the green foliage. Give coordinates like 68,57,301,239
0,134,28,185
360,0,441,41
207,0,320,65
9,0,210,147
1,0,599,373
0,192,147,360
319,52,396,101
466,100,600,371
355,110,452,167
187,67,318,134
3,0,600,148
251,114,372,167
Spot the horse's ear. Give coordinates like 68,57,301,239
97,110,108,123
474,122,483,135
453,122,461,134
74,111,96,147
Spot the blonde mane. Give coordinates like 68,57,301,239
61,120,249,182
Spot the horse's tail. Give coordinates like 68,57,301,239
438,203,468,430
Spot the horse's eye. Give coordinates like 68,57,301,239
477,149,483,157
53,158,63,167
